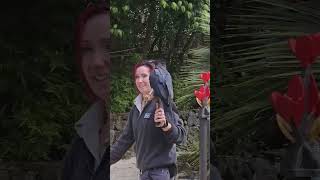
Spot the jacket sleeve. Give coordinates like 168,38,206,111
162,110,187,145
110,108,135,164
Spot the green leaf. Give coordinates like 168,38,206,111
122,5,129,12
186,11,192,19
160,0,168,8
111,7,118,14
203,4,209,12
181,6,186,13
117,29,123,38
171,2,178,10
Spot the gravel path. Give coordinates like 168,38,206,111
110,157,139,180
110,157,198,180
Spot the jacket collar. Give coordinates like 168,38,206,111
134,89,154,114
134,94,143,114
75,101,105,169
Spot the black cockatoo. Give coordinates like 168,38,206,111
148,60,177,127
149,61,174,107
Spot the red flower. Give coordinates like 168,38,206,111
271,75,304,127
271,92,294,123
194,85,210,101
200,72,210,83
194,90,205,101
200,85,210,98
289,33,320,68
271,74,320,127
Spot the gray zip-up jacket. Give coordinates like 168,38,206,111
110,94,186,171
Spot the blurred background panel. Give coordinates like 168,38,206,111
0,1,89,180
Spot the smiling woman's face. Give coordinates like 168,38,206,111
135,65,152,96
80,13,110,100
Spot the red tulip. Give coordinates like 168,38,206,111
286,75,305,127
286,75,304,102
194,85,210,101
271,75,304,127
194,90,205,101
288,33,320,68
271,92,293,123
199,85,210,98
270,75,320,127
200,72,210,83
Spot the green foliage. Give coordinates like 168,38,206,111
0,50,87,160
175,47,210,109
110,53,141,113
178,140,201,174
0,1,86,160
214,0,320,153
173,76,195,110
110,75,136,113
110,0,209,72
175,1,210,110
109,0,210,111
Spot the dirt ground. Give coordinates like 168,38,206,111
110,157,198,180
110,157,139,180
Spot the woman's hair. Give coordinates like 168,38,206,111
74,1,110,102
